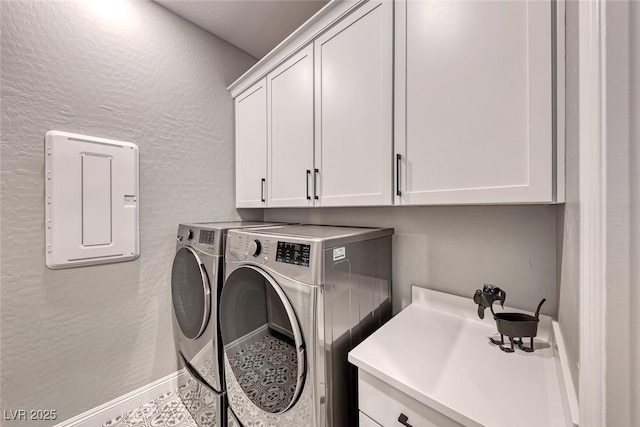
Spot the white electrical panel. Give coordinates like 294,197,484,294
45,131,139,269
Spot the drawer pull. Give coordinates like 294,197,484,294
398,413,413,427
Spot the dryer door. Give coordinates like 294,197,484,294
171,246,211,339
220,266,306,414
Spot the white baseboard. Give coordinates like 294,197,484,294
552,321,580,427
54,369,187,427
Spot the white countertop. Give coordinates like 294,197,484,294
348,287,568,427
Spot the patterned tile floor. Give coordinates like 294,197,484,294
100,389,198,427
102,334,297,426
227,334,298,414
100,369,224,427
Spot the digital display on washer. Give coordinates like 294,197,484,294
199,230,216,245
276,241,310,267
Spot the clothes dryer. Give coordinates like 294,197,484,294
220,225,393,426
171,222,282,426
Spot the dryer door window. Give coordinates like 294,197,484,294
220,266,306,414
171,247,211,339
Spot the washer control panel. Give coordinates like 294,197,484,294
198,229,216,245
176,225,219,255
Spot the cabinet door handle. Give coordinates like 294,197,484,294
397,413,413,427
313,168,319,200
261,178,266,203
396,153,402,197
306,170,311,200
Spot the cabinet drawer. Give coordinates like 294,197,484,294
358,371,462,427
360,411,383,427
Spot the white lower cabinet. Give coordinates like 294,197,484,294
358,371,462,427
359,411,383,427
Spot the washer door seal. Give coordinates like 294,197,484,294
171,246,211,339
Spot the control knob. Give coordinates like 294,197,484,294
248,239,262,257
187,229,194,240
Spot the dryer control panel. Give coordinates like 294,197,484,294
226,229,323,285
275,242,310,267
226,234,273,264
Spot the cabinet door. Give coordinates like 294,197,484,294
395,0,553,205
314,1,393,207
267,45,314,207
236,78,267,207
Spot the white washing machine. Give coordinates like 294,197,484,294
220,225,393,426
170,222,283,427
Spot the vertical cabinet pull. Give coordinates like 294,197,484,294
397,413,413,427
261,178,266,203
396,153,402,197
313,168,319,200
306,170,311,200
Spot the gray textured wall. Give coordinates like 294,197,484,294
264,206,557,317
556,0,581,393
0,1,257,424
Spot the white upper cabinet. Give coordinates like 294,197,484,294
314,0,393,206
395,0,558,205
267,45,315,207
236,78,267,207
230,0,563,208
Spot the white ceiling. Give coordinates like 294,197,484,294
155,0,329,59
